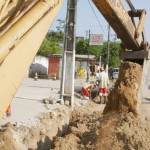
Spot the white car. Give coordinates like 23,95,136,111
112,68,119,79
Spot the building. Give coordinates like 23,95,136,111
48,54,97,79
29,54,97,79
29,56,48,78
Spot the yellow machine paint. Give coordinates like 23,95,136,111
0,0,63,120
92,0,150,104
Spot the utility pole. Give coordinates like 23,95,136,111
88,29,90,64
99,55,101,67
106,25,110,74
60,0,77,110
98,55,101,74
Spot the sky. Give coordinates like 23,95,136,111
51,0,150,42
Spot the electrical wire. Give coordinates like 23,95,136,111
87,0,107,38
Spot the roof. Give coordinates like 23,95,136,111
48,54,96,60
48,54,62,58
75,54,96,59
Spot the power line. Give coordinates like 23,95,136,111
87,0,107,38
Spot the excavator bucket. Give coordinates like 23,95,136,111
0,0,63,120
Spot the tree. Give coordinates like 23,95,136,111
46,30,64,42
37,19,65,57
76,39,89,54
101,41,121,67
75,38,121,68
37,39,62,56
56,19,65,32
75,39,102,56
89,45,103,57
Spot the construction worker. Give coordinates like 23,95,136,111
81,82,95,99
99,67,109,104
6,105,11,117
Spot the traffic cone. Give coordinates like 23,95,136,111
6,105,11,117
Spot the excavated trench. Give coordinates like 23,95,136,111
0,100,104,150
0,105,71,150
1,61,150,150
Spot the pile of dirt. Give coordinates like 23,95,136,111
104,61,142,115
53,61,150,150
97,61,150,149
96,112,150,150
53,101,103,150
52,102,150,150
0,106,70,150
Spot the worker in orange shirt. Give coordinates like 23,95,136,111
81,82,95,99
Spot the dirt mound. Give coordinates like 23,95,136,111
97,61,150,149
53,61,150,150
104,61,142,115
53,101,103,150
53,102,150,150
96,112,150,150
0,106,70,150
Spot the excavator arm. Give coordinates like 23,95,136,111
92,0,149,57
92,0,150,102
0,0,63,120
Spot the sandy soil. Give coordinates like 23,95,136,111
52,103,150,150
104,61,142,115
53,62,150,150
0,62,150,149
0,105,70,150
53,101,104,150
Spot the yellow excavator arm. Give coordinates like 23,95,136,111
92,0,150,103
0,0,63,120
92,0,148,51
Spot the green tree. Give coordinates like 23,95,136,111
101,41,121,67
75,38,120,68
37,39,62,56
76,39,89,54
37,19,65,57
46,31,64,42
75,39,102,56
89,45,102,57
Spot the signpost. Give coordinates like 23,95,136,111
89,34,103,45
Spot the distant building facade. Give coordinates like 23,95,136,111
29,54,97,79
29,56,48,78
48,54,97,79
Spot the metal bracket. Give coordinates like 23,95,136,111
121,50,150,60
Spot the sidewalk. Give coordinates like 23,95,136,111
1,78,58,126
0,77,89,126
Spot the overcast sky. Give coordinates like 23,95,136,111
51,0,150,42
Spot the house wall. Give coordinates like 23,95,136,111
29,56,48,78
48,57,60,79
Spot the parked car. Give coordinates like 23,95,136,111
112,68,119,79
